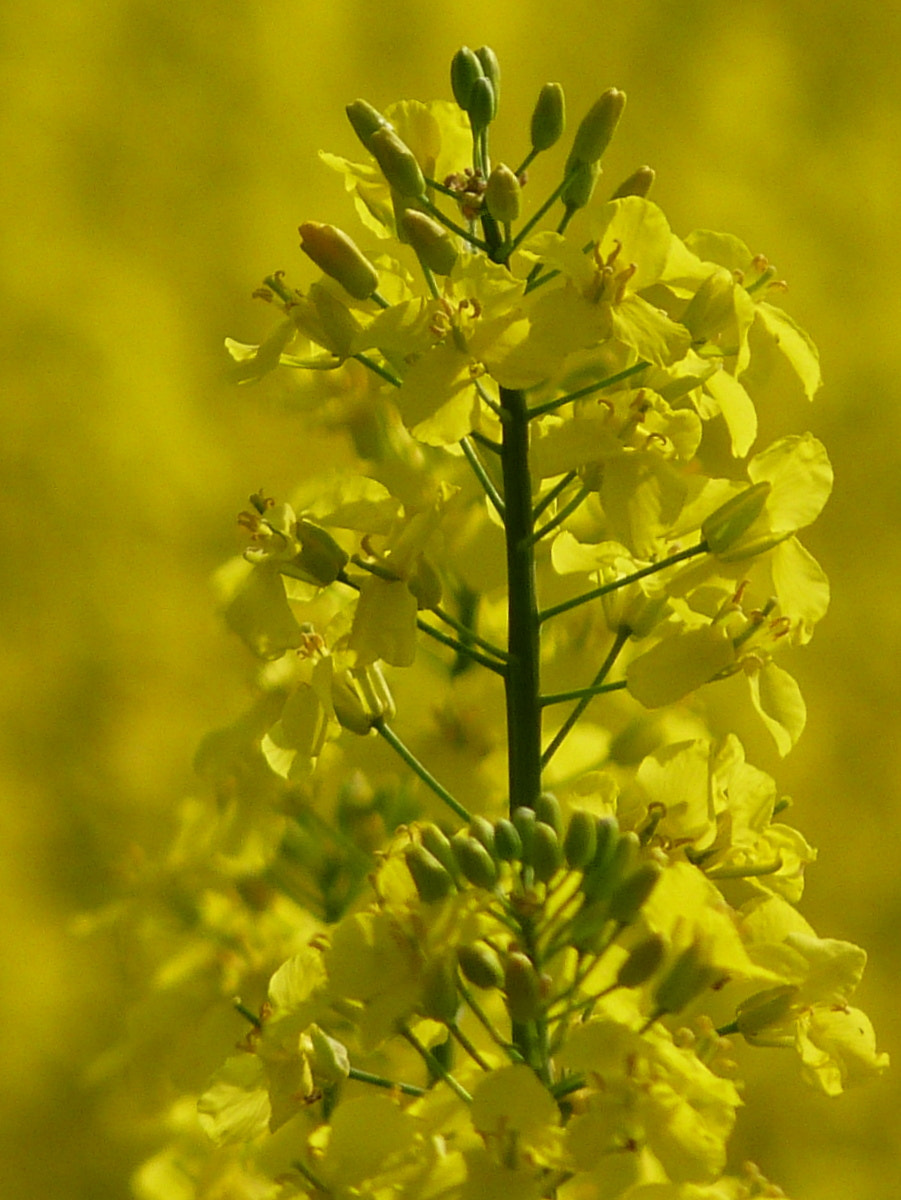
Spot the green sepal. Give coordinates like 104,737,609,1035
565,88,626,169
474,46,501,109
422,958,460,1024
467,76,496,134
400,209,459,275
653,938,719,1016
484,164,521,224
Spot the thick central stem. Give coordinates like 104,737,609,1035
499,386,542,814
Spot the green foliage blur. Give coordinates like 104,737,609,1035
2,2,898,1197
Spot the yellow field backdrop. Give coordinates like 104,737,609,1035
2,2,898,1197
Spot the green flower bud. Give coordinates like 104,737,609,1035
308,1024,351,1084
681,267,737,342
451,832,499,889
653,938,719,1017
580,816,622,901
561,160,600,213
450,46,484,110
702,482,772,556
346,99,392,150
475,46,501,108
504,951,543,1023
420,823,456,874
534,792,564,838
569,899,611,954
422,958,460,1024
531,83,566,152
299,222,379,301
295,518,348,586
611,165,655,199
484,164,521,224
369,127,427,198
566,88,626,168
512,806,537,861
563,810,598,869
493,817,523,862
468,815,497,856
608,860,663,925
400,209,459,275
616,933,666,989
405,843,456,903
735,985,798,1039
457,941,505,990
467,75,496,134
531,821,563,883
333,667,388,736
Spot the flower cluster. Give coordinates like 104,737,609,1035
106,46,884,1200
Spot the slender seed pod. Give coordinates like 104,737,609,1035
561,160,600,213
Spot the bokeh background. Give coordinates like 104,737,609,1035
2,1,899,1196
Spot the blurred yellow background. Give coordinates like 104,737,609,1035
2,2,898,1196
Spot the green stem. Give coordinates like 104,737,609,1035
430,604,509,661
541,626,631,767
461,436,505,517
527,361,650,420
352,353,402,388
499,386,543,814
375,722,471,822
539,541,708,624
416,616,507,675
347,1067,426,1097
399,1024,472,1103
528,484,591,545
532,470,578,522
540,681,627,706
